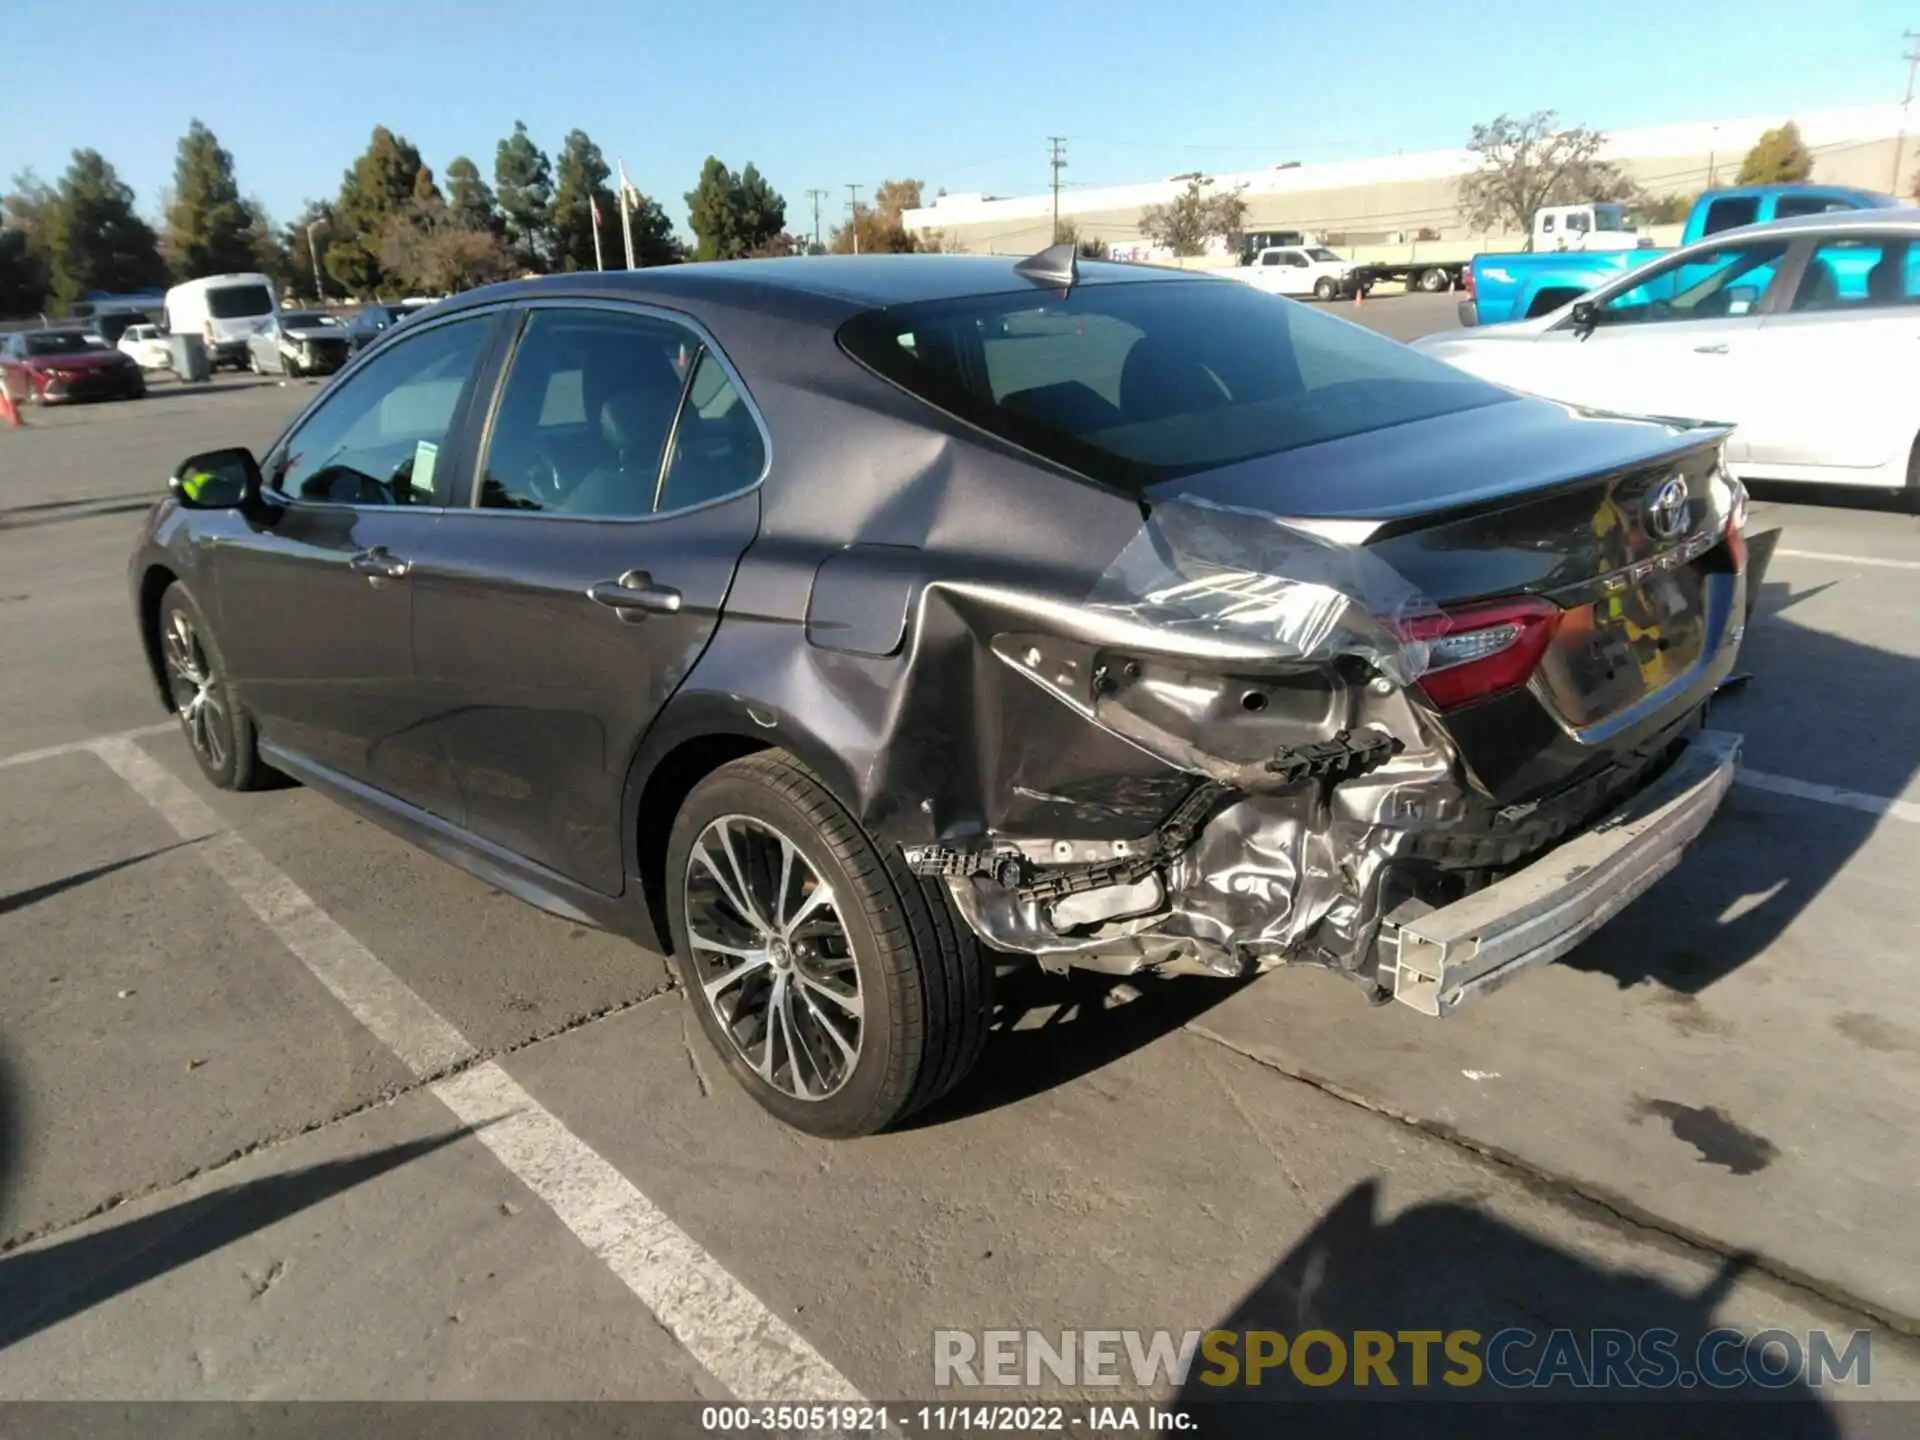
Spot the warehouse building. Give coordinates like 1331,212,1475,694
905,103,1914,256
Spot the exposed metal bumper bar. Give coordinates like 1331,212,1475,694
1386,729,1741,1016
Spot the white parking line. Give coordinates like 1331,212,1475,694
1736,768,1920,826
85,734,866,1404
0,721,174,771
1775,548,1920,572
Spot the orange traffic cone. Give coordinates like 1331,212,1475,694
1353,283,1364,309
0,387,23,428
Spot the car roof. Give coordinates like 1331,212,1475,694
438,253,1214,319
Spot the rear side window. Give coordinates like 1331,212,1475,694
1701,197,1760,236
1773,196,1851,220
838,279,1509,490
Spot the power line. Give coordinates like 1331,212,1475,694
845,184,863,255
805,188,828,251
1048,136,1067,243
1894,33,1920,194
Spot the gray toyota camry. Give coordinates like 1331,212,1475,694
129,246,1753,1136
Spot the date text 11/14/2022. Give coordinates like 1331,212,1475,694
699,1404,1195,1432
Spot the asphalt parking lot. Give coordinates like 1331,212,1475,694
4,299,1920,1423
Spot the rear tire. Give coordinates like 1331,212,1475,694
156,582,264,792
666,751,993,1137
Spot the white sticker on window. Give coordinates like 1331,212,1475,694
411,440,439,497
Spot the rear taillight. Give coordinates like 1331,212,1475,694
1399,597,1561,711
1463,267,1475,297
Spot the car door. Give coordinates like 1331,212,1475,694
209,310,502,817
407,303,766,894
1742,232,1920,473
1473,239,1791,456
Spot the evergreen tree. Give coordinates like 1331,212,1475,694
549,129,618,271
327,126,427,296
164,120,256,278
494,121,553,270
445,156,501,235
46,149,167,308
685,157,786,260
1737,122,1814,185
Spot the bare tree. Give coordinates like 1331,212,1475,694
1138,175,1248,256
378,198,517,294
1457,112,1640,236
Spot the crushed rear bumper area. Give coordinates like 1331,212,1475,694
1383,728,1741,1016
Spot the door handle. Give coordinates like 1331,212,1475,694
587,569,683,619
1693,343,1729,354
348,546,411,580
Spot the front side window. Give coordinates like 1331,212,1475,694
839,278,1509,491
273,315,491,506
1788,236,1919,311
479,309,693,518
1593,241,1789,325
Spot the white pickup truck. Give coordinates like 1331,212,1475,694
1231,244,1363,301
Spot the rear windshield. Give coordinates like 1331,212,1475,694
837,278,1509,490
207,284,273,319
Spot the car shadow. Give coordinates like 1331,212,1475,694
1172,1178,1844,1437
0,1034,470,1354
1747,480,1917,517
904,964,1257,1129
1565,569,1920,995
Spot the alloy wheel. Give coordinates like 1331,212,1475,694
162,610,229,771
683,815,862,1101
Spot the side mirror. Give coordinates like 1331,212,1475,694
169,447,261,509
1570,300,1599,338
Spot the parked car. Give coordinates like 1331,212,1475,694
84,308,159,350
129,245,1750,1136
118,324,173,371
346,303,420,353
247,310,352,377
165,273,279,371
1464,185,1899,326
1417,209,1920,494
3,328,146,404
1231,244,1365,300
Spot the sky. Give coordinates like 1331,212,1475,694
5,0,1916,242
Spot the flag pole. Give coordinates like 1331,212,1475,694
618,159,638,270
590,193,605,272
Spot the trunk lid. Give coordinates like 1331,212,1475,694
1149,396,1745,803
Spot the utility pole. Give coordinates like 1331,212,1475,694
1048,136,1068,243
806,189,828,252
846,184,863,254
1894,32,1920,195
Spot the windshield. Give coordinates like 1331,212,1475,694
1306,247,1341,262
24,332,105,357
206,284,274,320
838,278,1509,491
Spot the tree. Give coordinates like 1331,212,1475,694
445,156,500,235
45,149,167,308
825,177,931,254
1,172,57,316
1737,122,1813,184
328,126,429,296
245,197,294,291
549,129,619,271
378,197,517,294
1641,192,1695,225
1137,175,1247,256
494,121,553,269
164,120,256,279
1056,219,1109,260
1457,113,1641,237
685,157,787,260
872,178,924,229
412,164,442,204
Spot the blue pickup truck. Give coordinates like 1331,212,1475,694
1461,184,1902,326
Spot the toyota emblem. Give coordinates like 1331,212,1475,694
1646,475,1689,542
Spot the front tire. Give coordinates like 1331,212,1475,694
1314,277,1337,301
666,752,992,1137
157,582,263,791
